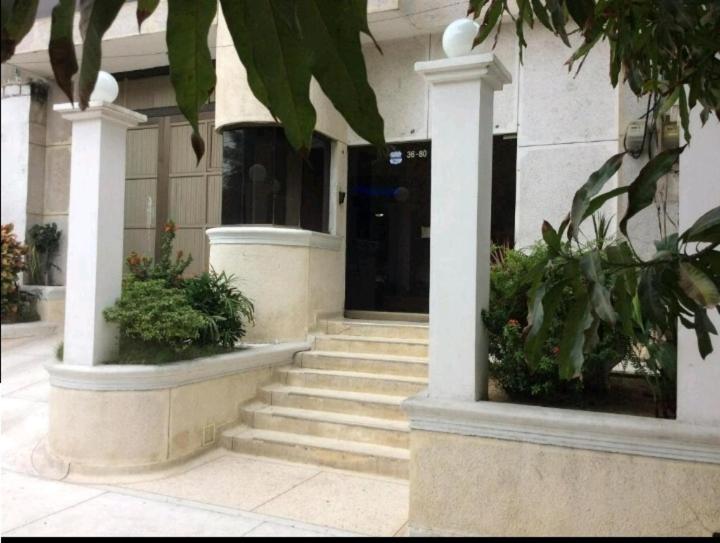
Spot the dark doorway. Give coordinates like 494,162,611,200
346,141,431,313
345,136,517,313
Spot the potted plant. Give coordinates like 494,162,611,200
26,223,62,286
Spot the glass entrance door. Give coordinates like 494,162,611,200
346,141,431,313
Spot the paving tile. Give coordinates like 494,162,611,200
123,455,320,511
243,521,338,537
255,471,409,536
1,398,49,474
5,380,50,403
1,470,105,533
5,492,262,537
1,358,51,396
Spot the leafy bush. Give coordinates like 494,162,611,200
483,244,635,403
26,222,61,285
103,278,210,353
183,269,255,348
105,219,256,363
126,221,192,287
2,224,29,323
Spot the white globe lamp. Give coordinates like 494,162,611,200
442,18,480,58
89,70,119,103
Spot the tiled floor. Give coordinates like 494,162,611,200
0,334,409,537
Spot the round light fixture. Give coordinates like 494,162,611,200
442,18,480,58
89,71,119,103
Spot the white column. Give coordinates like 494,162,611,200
1,86,32,242
55,102,146,366
415,55,511,401
677,110,720,426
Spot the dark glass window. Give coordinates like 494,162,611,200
221,126,331,232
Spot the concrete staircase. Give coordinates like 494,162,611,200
221,316,429,478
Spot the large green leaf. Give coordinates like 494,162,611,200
541,220,561,255
530,0,553,31
472,0,503,47
619,147,684,236
136,0,160,30
679,262,720,308
569,152,625,239
613,274,635,337
166,0,217,164
1,0,39,63
580,251,617,324
566,0,594,30
220,0,315,152
48,0,78,104
582,186,629,224
557,290,593,380
524,281,563,367
694,307,717,359
295,0,384,147
77,0,124,109
467,0,491,17
681,206,720,244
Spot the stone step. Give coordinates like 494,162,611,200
344,310,429,323
261,384,406,420
243,404,409,448
298,350,427,378
277,367,428,396
222,426,409,479
313,335,429,357
320,319,428,340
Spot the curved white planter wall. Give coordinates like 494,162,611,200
44,342,309,476
208,227,345,343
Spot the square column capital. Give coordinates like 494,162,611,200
415,53,512,90
53,101,147,127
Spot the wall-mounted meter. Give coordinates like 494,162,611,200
661,119,680,150
625,120,646,153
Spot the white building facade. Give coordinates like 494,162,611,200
1,0,675,338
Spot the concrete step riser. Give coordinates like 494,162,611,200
300,353,427,378
225,436,408,479
261,389,406,420
314,337,428,357
248,411,409,448
324,322,428,340
281,371,426,396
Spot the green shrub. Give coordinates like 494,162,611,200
126,221,192,287
105,224,256,363
183,269,255,348
2,224,29,323
103,278,210,353
482,244,634,403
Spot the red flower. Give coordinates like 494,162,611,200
551,346,560,356
507,319,520,327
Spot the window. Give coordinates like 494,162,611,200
221,126,331,233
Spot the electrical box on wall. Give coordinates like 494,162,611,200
661,119,680,150
625,120,646,153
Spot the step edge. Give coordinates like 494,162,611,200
224,428,410,459
247,404,410,431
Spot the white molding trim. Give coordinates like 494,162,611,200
46,341,311,391
54,102,147,127
414,54,512,89
206,226,342,251
403,393,720,464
